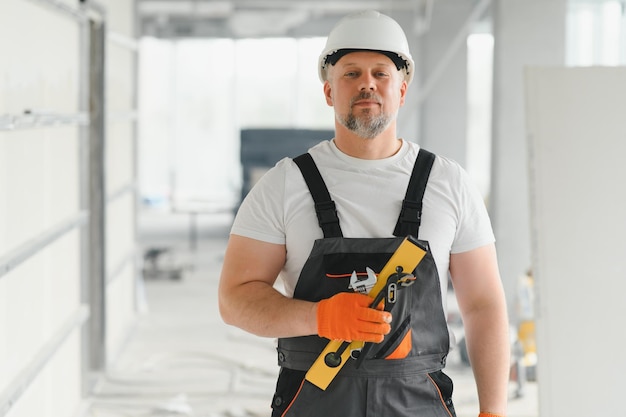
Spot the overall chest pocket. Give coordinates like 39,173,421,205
293,239,399,302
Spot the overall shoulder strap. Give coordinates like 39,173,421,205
293,153,343,238
393,148,436,237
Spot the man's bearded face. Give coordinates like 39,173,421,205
336,91,395,139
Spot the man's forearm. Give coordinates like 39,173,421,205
220,280,318,338
463,301,510,415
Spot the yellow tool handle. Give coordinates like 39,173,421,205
305,236,427,390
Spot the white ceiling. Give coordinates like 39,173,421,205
137,0,435,38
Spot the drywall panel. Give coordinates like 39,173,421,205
5,329,81,417
102,0,136,36
101,0,138,368
106,193,135,276
106,122,134,195
0,230,80,394
0,134,9,252
43,128,81,223
106,43,136,114
0,127,79,253
42,230,81,338
0,0,80,114
0,130,47,252
106,266,136,363
0,0,84,414
525,67,626,416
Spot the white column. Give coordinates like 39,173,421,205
490,0,567,317
417,1,473,166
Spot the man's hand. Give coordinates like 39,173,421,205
317,292,392,342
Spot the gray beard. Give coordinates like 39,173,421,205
337,92,394,138
338,110,392,139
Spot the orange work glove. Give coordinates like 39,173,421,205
479,413,506,417
316,292,392,343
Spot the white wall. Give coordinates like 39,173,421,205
0,0,138,415
102,0,139,365
0,1,84,416
526,66,626,416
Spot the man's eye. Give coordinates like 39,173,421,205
345,71,358,77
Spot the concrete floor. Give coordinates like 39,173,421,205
85,210,539,417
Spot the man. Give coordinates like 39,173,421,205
219,10,509,417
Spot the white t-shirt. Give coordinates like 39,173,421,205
231,139,495,301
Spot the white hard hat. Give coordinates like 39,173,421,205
318,10,414,85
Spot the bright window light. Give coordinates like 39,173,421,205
601,1,622,65
466,33,494,199
567,0,625,66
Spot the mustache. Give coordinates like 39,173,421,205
350,92,382,106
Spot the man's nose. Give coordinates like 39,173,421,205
359,74,376,90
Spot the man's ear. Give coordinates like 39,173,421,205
399,80,407,107
323,81,333,106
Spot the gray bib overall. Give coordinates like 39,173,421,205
272,149,455,417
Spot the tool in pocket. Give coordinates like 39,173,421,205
325,265,416,368
348,267,378,294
